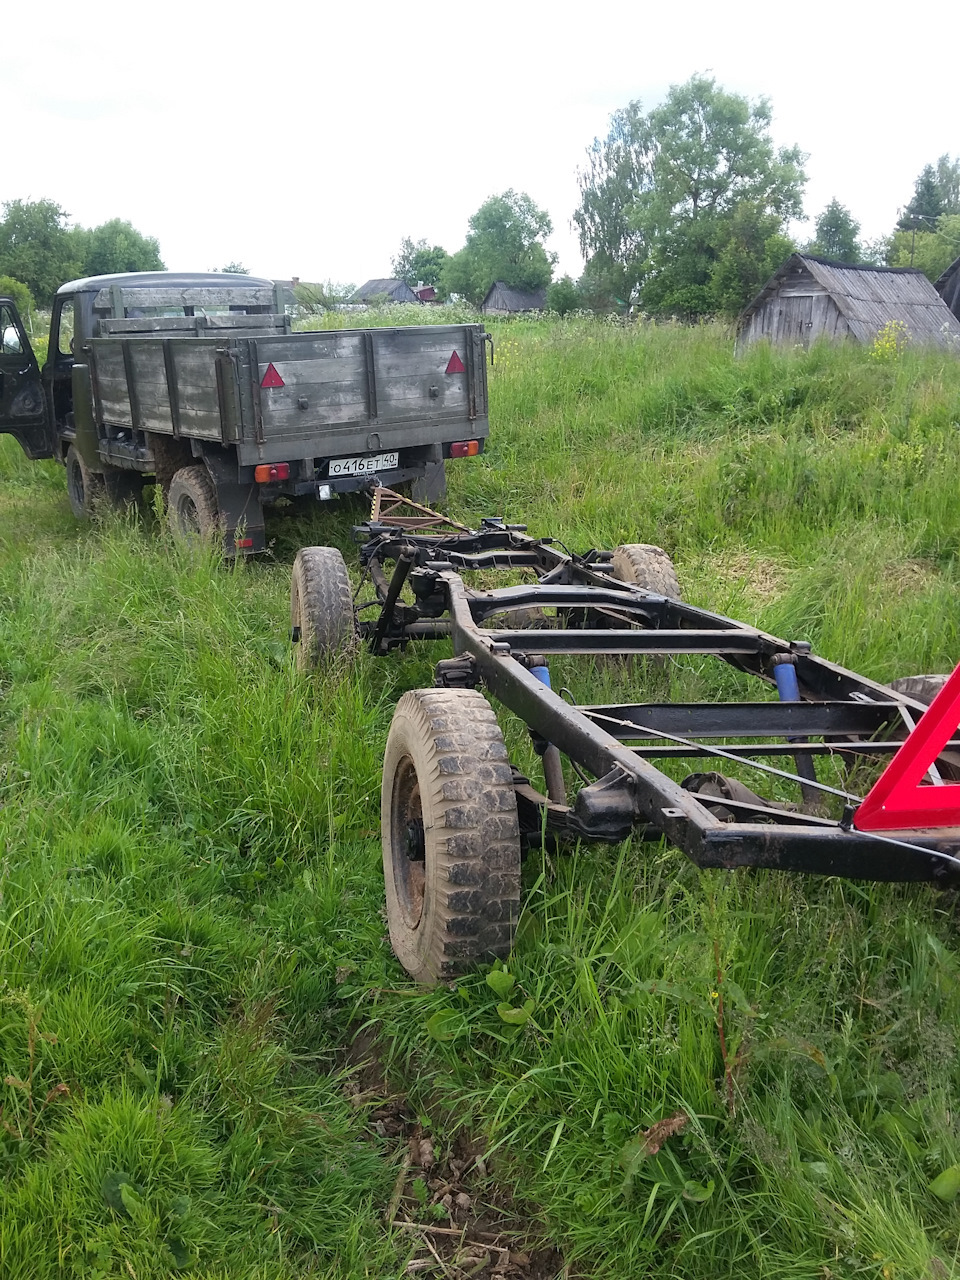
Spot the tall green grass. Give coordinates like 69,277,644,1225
2,318,960,1277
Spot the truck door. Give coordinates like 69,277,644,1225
0,299,52,458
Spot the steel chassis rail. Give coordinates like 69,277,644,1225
355,517,960,887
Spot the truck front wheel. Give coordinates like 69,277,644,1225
65,445,105,519
168,466,220,541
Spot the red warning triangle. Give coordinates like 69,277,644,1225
445,350,465,374
260,362,284,388
855,662,960,830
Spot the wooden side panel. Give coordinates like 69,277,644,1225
125,342,173,433
93,344,134,427
168,345,224,439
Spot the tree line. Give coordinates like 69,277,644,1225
389,76,960,319
0,199,166,311
4,80,958,323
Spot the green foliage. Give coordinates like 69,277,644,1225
574,76,806,318
0,274,36,319
0,201,164,306
442,190,556,305
545,275,581,315
0,199,83,306
808,198,862,263
885,213,960,281
216,261,250,275
391,236,449,289
293,279,357,314
897,155,960,236
79,218,164,277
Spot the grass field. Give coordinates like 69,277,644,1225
3,317,960,1278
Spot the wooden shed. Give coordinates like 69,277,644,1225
935,255,960,322
480,282,547,315
350,278,420,305
737,254,960,352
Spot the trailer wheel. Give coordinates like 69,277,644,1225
168,466,220,541
382,688,521,984
290,546,356,669
65,445,105,519
611,543,682,598
888,674,951,705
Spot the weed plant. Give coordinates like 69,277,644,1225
2,318,960,1276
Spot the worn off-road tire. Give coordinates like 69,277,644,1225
610,543,682,598
168,465,220,541
65,445,105,519
888,675,951,705
290,546,356,669
382,688,521,984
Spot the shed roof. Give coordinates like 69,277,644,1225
351,278,419,304
741,254,960,347
480,282,548,312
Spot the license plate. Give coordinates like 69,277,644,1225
329,451,399,477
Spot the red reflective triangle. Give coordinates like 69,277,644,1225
445,350,465,374
260,362,284,388
855,662,960,830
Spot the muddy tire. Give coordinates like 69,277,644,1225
610,543,681,598
888,674,951,705
382,688,521,984
290,546,356,669
168,465,220,541
65,445,105,519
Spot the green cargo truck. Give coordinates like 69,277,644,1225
0,271,491,552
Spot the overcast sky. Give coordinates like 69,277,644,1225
6,1,960,286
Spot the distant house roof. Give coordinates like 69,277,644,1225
351,278,419,304
480,282,548,314
739,254,960,348
936,255,960,321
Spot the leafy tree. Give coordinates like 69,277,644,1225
391,237,449,288
574,76,806,318
935,154,960,215
441,191,556,306
808,199,861,263
216,262,250,275
709,203,795,315
573,101,652,310
0,275,36,319
545,276,581,315
0,199,83,306
898,165,944,232
886,214,960,281
81,219,163,276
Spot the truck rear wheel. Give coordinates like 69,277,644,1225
290,546,356,669
65,445,105,519
168,466,220,541
382,688,521,984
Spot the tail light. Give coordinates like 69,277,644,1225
254,463,290,482
450,440,480,458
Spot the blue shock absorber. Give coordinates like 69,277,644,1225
530,664,552,689
772,652,819,807
773,656,800,702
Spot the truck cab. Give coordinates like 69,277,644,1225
0,270,276,469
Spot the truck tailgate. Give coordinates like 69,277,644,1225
236,324,488,464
